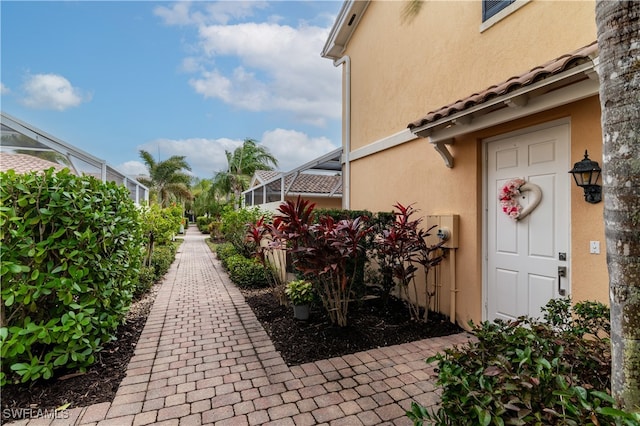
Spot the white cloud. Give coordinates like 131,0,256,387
154,1,268,26
0,83,9,95
118,160,150,177
201,1,268,25
154,2,198,26
261,128,338,172
20,73,89,111
137,137,243,179
132,129,338,179
159,3,341,127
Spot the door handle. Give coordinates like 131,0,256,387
558,266,567,296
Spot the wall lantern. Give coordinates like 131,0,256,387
569,150,602,204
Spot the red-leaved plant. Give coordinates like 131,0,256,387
270,197,372,327
375,203,444,321
245,216,288,304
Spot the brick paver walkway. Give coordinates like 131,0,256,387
10,225,471,426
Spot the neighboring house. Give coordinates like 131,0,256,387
1,112,148,204
322,1,605,327
243,147,343,211
0,152,70,174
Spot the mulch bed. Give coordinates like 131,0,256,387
1,281,462,421
240,286,463,365
1,283,160,420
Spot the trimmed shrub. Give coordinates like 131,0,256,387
219,206,268,257
406,299,640,425
215,242,238,269
139,204,182,246
133,242,179,296
135,266,156,296
150,243,177,278
0,169,143,385
196,216,213,234
224,254,269,288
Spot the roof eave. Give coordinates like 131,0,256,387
410,59,599,139
321,1,370,60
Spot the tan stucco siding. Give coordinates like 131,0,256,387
345,0,597,150
567,96,608,304
350,136,483,326
348,96,606,325
285,195,343,211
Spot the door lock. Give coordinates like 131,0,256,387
557,266,567,296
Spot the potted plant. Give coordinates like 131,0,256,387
285,279,314,320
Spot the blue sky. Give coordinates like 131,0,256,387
1,1,343,179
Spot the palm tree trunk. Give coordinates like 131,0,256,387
596,0,640,412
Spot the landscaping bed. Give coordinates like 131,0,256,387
1,282,160,417
241,286,463,365
1,281,462,416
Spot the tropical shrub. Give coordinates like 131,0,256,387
0,169,143,385
219,206,267,256
139,204,182,246
245,216,288,303
270,197,373,327
149,243,177,278
224,254,269,288
406,299,640,426
373,203,444,321
215,242,238,269
208,219,223,240
136,266,157,296
196,216,213,233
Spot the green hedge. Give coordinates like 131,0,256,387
133,242,179,296
214,242,268,288
0,169,143,385
225,254,269,288
196,216,213,233
215,242,239,270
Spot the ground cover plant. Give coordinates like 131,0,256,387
406,298,640,426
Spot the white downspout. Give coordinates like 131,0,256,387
333,55,351,210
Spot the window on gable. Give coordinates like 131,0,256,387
483,0,515,21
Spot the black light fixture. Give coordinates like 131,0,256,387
569,150,602,204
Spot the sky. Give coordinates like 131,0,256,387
1,1,344,179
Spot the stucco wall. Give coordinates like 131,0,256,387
348,97,606,326
345,0,597,150
335,0,605,326
285,195,343,211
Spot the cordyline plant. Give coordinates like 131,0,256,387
245,215,287,304
375,203,444,322
269,197,373,327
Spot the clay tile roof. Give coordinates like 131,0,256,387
408,41,598,129
0,152,73,174
254,170,280,184
285,173,342,195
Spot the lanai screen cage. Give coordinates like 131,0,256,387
242,147,343,211
0,112,148,205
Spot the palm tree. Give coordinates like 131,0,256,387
596,0,640,412
138,150,192,207
212,138,278,205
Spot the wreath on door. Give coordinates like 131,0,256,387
499,178,542,221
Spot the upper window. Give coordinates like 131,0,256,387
483,0,515,21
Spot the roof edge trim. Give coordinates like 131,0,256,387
321,1,370,60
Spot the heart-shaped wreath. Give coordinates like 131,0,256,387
498,178,542,221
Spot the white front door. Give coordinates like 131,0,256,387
485,123,570,322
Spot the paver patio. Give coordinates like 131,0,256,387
9,225,471,426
